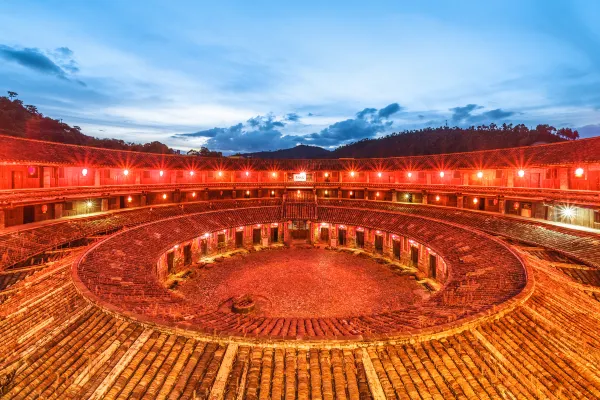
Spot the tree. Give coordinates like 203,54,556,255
7,91,18,100
25,105,38,115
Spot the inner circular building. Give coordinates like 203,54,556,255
1,135,600,399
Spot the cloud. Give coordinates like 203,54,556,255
450,104,483,123
305,102,401,147
173,114,299,153
356,107,377,119
377,102,402,118
285,112,300,122
480,108,515,120
0,44,84,85
450,103,516,124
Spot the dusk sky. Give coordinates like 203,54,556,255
1,0,600,153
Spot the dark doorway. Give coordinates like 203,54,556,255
338,228,346,246
356,231,364,248
320,227,329,242
235,231,244,248
183,244,192,266
23,205,35,224
271,227,279,243
375,235,383,253
393,240,400,259
429,254,437,279
119,196,126,208
200,239,208,256
167,251,175,274
218,233,226,251
477,198,485,211
411,246,419,266
11,171,23,189
253,228,261,244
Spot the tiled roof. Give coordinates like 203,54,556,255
1,133,600,170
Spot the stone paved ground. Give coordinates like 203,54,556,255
178,248,428,318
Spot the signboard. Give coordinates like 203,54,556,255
293,172,307,182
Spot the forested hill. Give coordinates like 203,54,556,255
330,124,577,158
0,93,175,154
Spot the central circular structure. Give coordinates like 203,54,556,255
178,248,427,318
74,206,531,342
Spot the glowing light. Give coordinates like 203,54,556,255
246,190,250,195
189,170,194,176
272,171,277,177
435,195,440,201
81,168,88,176
356,227,364,232
350,171,355,177
324,190,328,195
439,171,445,178
123,169,129,176
376,192,380,197
223,229,227,233
477,171,483,178
174,244,179,249
217,171,223,177
321,222,328,226
162,193,167,200
86,201,93,208
192,192,196,198
203,233,209,238
324,172,329,178
559,206,576,219
159,170,164,177
575,168,584,177
237,226,244,231
517,169,525,178
297,190,300,195
127,196,132,202
245,171,249,177
271,223,278,227
407,172,412,178
375,230,382,235
349,191,353,195
404,193,409,199
473,198,479,204
377,172,382,178
271,190,275,195
256,224,261,228
514,202,520,209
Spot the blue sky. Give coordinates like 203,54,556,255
1,0,599,153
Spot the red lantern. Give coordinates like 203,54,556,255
41,204,48,214
514,202,520,209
